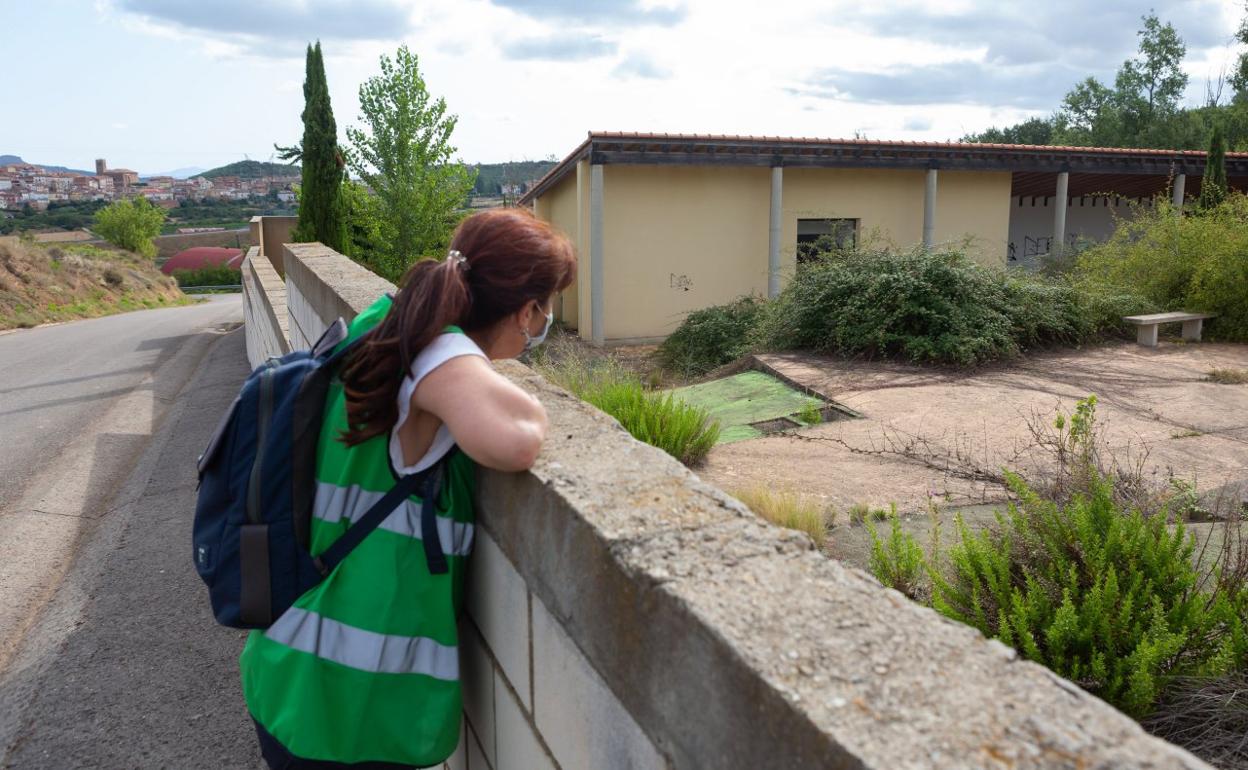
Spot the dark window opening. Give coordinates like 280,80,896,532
797,218,857,261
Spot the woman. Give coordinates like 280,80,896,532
241,208,577,769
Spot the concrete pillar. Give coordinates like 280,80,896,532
1172,172,1186,213
1052,171,1069,260
590,164,604,347
768,166,782,298
922,168,937,249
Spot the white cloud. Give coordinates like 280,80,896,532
88,0,1248,166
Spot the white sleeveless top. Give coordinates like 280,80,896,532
388,332,487,474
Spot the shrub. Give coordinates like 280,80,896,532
171,265,241,288
756,248,1051,366
732,485,829,547
538,356,720,465
930,469,1247,718
1074,194,1248,340
867,511,925,599
658,295,764,376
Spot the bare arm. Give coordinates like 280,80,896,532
413,355,548,472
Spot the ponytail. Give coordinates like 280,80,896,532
338,258,470,446
338,208,576,447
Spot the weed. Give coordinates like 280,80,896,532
848,501,891,524
796,401,823,426
538,354,720,465
732,485,829,547
1207,368,1248,385
866,510,926,600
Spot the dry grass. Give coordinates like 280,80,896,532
1143,675,1248,769
0,239,188,330
731,485,831,547
1207,368,1248,385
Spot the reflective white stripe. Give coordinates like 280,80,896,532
266,607,459,680
312,481,475,557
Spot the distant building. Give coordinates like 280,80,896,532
95,158,107,175
105,169,140,189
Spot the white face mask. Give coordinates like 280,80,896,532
523,306,554,351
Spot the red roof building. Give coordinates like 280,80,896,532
161,246,244,274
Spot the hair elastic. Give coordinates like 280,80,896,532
447,249,469,273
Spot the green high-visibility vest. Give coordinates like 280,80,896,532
241,295,476,766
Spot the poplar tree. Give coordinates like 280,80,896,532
281,42,344,250
345,46,476,280
1198,125,1228,211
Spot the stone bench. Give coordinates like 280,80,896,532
1123,311,1215,347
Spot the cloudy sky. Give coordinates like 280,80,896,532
3,0,1244,174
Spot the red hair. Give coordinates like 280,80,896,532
339,208,576,446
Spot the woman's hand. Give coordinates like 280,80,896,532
413,355,547,472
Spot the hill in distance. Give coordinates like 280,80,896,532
142,166,206,179
194,160,301,179
0,154,94,175
470,160,557,195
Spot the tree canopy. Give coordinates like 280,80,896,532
283,42,344,251
344,45,476,281
963,12,1248,151
93,197,166,258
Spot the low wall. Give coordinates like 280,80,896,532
249,215,298,276
240,247,290,368
243,243,1209,770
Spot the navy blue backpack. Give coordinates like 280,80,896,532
193,319,450,629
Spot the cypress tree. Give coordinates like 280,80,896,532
1198,124,1228,211
292,41,344,250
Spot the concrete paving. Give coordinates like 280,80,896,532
701,341,1248,516
0,301,259,768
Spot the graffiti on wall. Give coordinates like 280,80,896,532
1007,234,1080,263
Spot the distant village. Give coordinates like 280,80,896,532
0,158,299,217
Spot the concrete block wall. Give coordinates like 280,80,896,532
248,215,299,276
240,247,290,369
239,242,1211,770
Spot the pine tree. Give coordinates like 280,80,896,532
1198,125,1228,211
289,42,344,250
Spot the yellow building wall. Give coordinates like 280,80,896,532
532,163,1014,342
780,167,925,278
543,173,581,328
781,167,1011,271
932,170,1012,267
600,165,770,341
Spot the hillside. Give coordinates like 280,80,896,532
470,160,557,195
0,154,93,175
194,160,300,179
0,239,188,329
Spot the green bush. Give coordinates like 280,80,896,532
538,357,720,465
1075,194,1248,340
171,264,241,288
931,471,1246,717
867,511,925,599
658,295,764,376
754,248,1107,366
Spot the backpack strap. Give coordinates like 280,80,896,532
312,450,455,577
291,331,372,551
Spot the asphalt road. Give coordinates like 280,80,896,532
0,298,261,768
0,295,241,514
